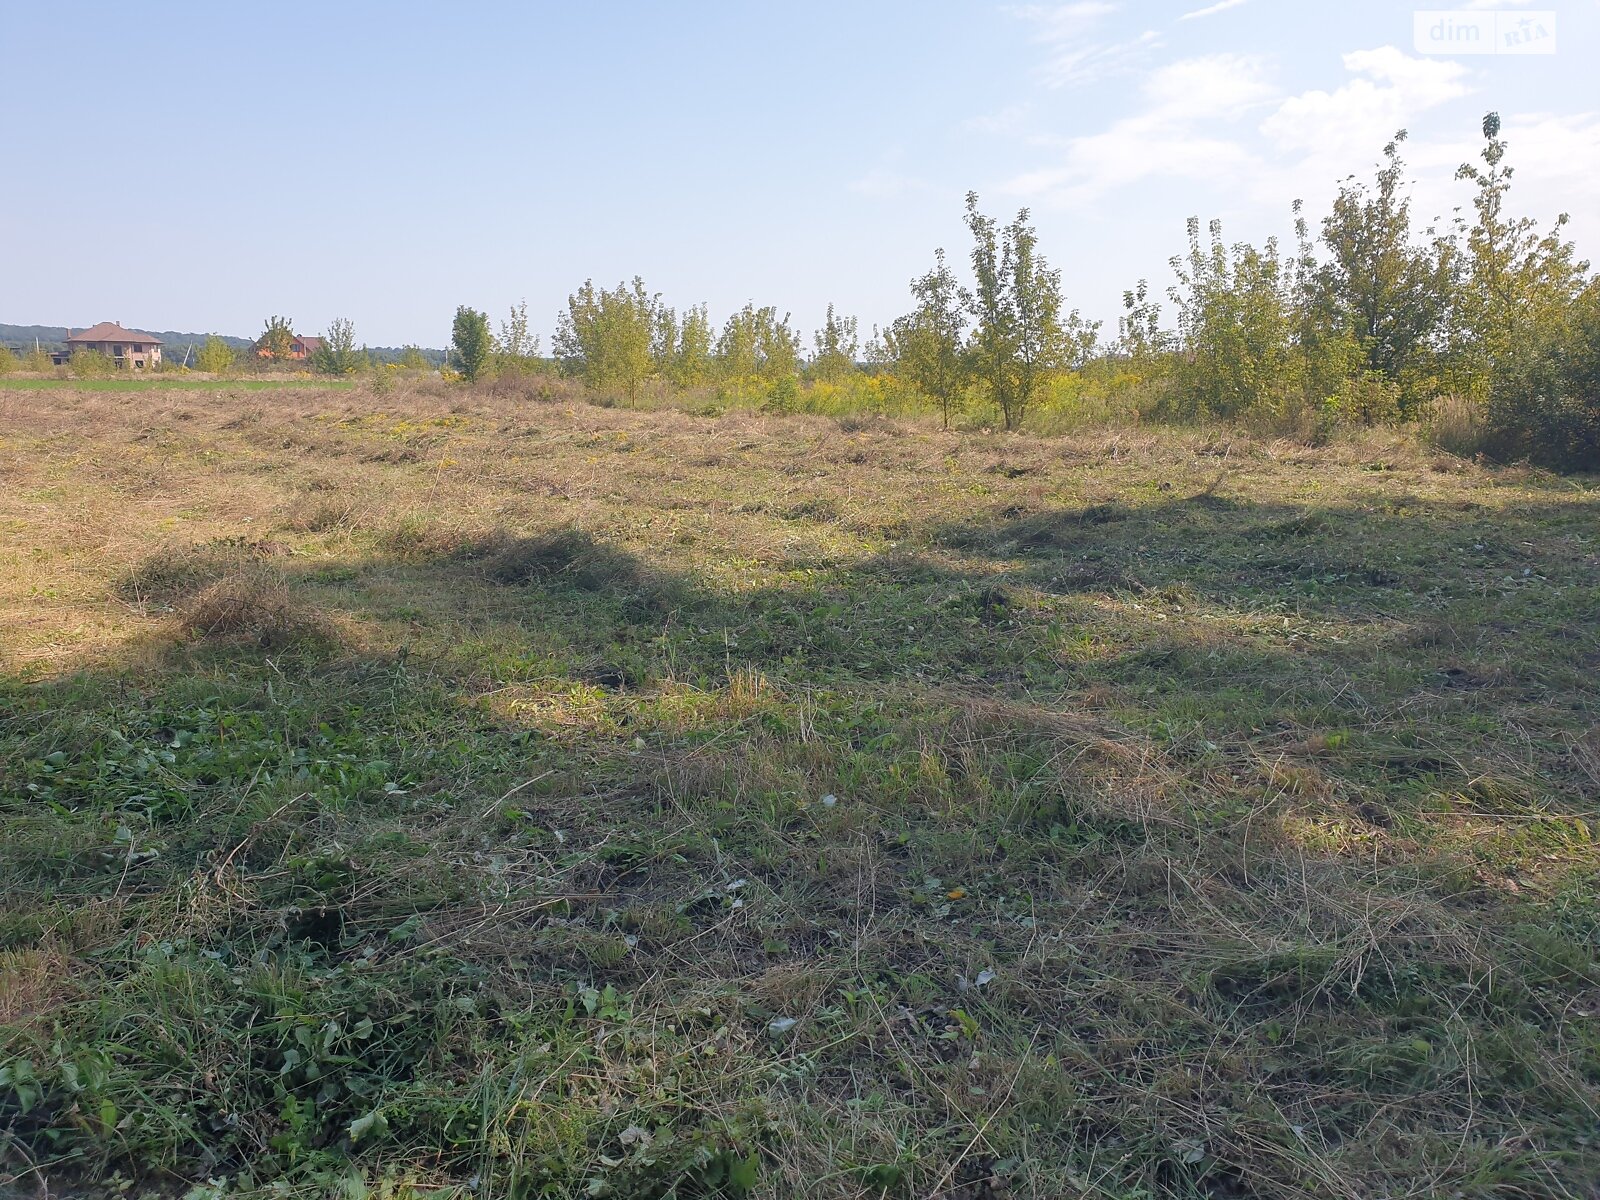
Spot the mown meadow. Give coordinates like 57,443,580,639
1,381,1597,1199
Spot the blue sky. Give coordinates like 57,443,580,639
4,1,1596,349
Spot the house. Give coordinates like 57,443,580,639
59,322,163,369
255,333,325,360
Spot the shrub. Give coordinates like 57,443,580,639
0,347,15,375
1167,218,1301,420
195,335,235,375
1330,370,1403,426
69,349,115,378
762,374,799,415
1484,283,1600,471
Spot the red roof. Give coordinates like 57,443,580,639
296,335,325,352
66,322,162,345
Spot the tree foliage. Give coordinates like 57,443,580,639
259,316,294,362
450,306,493,382
810,304,859,383
1167,218,1302,420
397,345,431,372
196,335,235,375
1450,111,1591,401
716,304,801,383
1309,131,1450,409
554,279,660,397
963,193,1095,430
312,318,362,375
670,304,715,387
890,249,968,428
497,300,540,369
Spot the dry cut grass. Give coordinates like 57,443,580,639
0,381,1596,1200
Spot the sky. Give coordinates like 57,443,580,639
3,1,1597,350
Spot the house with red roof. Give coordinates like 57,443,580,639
62,322,163,369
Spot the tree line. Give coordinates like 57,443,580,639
443,113,1596,469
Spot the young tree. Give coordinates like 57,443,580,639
497,299,540,367
963,193,1093,430
196,335,235,375
553,278,660,398
312,317,362,375
890,248,967,428
397,345,432,372
716,304,801,382
451,306,493,382
810,303,859,383
1309,131,1450,409
1117,279,1173,369
259,315,295,362
1449,111,1590,399
652,304,679,378
1168,218,1301,419
671,303,715,387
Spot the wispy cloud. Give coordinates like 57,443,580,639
999,53,1276,202
1004,3,1163,87
1179,0,1247,21
996,44,1495,215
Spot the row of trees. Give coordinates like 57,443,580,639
411,110,1577,470
238,317,433,376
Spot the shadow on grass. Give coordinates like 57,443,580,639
2,492,1598,1197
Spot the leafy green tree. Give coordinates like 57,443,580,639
810,304,859,383
1309,131,1450,410
652,304,679,377
890,249,967,428
1486,279,1600,469
670,304,715,387
397,345,431,372
312,317,362,375
554,278,660,397
716,304,801,383
1167,217,1301,419
451,306,493,382
1448,111,1591,400
196,335,235,374
963,192,1094,430
259,315,295,362
1117,278,1174,369
0,346,17,375
497,300,540,368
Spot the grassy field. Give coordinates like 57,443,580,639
0,377,356,392
1,383,1597,1199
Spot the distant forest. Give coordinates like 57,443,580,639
0,324,444,366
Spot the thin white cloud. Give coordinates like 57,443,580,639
1180,0,1248,21
997,44,1492,218
1004,3,1164,87
1000,53,1276,202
